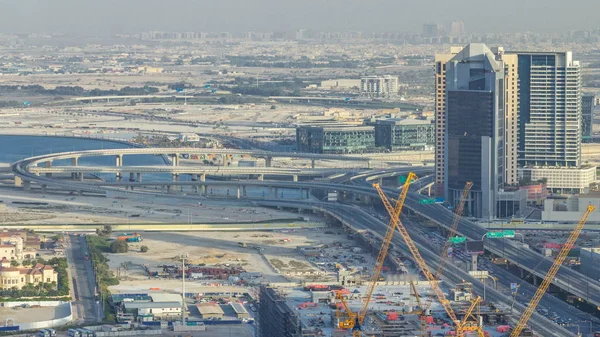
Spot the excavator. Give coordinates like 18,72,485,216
509,205,595,337
373,183,485,337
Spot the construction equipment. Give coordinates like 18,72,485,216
336,172,417,336
510,205,595,337
373,184,485,337
461,296,485,337
421,182,473,332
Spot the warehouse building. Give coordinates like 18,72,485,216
230,302,250,319
197,303,225,319
123,301,181,320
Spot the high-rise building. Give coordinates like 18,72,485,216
360,75,399,98
512,51,593,194
450,21,465,37
443,44,520,218
437,46,592,216
438,44,521,219
435,46,518,201
514,51,581,167
422,23,440,37
582,95,595,143
434,48,460,197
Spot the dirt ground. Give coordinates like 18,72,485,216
0,188,302,224
105,228,369,293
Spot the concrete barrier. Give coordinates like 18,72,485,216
95,330,163,336
0,300,68,308
16,302,73,330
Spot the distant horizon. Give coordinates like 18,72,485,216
1,0,599,36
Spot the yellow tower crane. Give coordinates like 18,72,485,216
373,184,485,337
422,182,473,328
510,205,595,337
336,172,417,336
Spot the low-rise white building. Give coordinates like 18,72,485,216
542,192,600,222
518,166,596,194
124,301,181,320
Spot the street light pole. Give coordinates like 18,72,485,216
178,253,188,323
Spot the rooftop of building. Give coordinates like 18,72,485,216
229,302,248,314
376,118,433,126
196,303,225,315
124,301,181,309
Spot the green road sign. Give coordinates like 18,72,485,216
487,230,516,239
502,230,516,238
449,236,467,244
419,199,436,205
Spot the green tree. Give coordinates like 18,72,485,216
99,225,112,236
140,245,149,253
111,240,128,253
10,260,19,267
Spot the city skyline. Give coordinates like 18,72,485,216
2,0,600,35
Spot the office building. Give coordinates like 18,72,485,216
450,21,465,37
514,51,582,167
434,48,460,197
582,94,595,142
519,165,595,194
436,44,519,218
259,286,300,337
443,44,520,219
360,75,399,98
374,119,434,151
422,23,440,37
296,125,376,154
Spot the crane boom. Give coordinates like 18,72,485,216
425,182,473,312
373,184,460,325
510,205,595,337
336,173,416,335
360,173,417,322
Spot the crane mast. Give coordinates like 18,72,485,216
510,205,595,337
336,172,416,336
424,182,473,312
373,184,460,326
361,172,417,321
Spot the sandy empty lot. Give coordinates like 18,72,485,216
0,188,303,225
105,228,370,293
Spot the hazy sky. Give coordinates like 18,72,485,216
0,0,597,35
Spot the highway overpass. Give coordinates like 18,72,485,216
11,149,600,313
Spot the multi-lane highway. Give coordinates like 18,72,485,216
256,199,576,336
11,146,600,335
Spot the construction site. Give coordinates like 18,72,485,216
256,174,596,337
